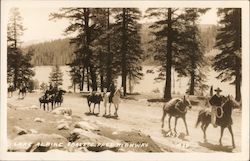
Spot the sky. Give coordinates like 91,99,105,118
15,7,218,45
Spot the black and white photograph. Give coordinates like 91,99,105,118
0,0,249,160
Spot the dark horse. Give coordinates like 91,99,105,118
195,96,240,148
161,96,192,135
39,88,58,111
86,92,103,114
39,93,55,111
8,85,15,98
18,86,27,99
54,89,66,107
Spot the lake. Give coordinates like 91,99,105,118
33,65,235,97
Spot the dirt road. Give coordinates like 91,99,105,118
7,92,241,152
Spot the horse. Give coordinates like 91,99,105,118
103,88,122,117
8,85,15,98
39,94,55,111
161,96,192,135
195,95,240,148
86,91,103,114
54,89,66,107
18,86,27,99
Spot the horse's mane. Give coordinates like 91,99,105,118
222,97,239,109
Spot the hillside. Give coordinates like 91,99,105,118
24,24,217,66
25,38,75,66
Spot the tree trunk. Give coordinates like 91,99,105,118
89,66,98,91
189,61,195,95
80,67,85,91
189,20,196,96
106,8,113,89
164,8,173,101
234,9,241,102
121,8,127,96
235,57,241,101
84,8,97,91
87,67,90,91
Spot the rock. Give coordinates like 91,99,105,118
14,126,27,135
57,123,70,130
28,129,38,134
70,128,87,136
64,115,72,120
74,121,100,131
34,117,44,123
74,132,120,152
8,133,68,152
57,119,66,124
51,108,72,116
112,131,119,135
30,105,39,110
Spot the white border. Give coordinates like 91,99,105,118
1,1,249,161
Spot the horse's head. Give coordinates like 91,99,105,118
183,95,192,109
114,87,123,97
224,95,240,109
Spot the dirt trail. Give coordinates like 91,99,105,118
7,92,241,152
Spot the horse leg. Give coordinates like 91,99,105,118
51,102,53,111
114,104,118,117
228,125,235,148
88,103,91,113
98,103,100,114
182,116,189,135
104,102,107,115
168,116,172,131
109,103,112,115
93,104,96,114
174,117,178,133
219,127,225,146
203,123,209,142
161,110,167,129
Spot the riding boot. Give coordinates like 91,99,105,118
211,107,217,128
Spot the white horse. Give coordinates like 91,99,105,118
103,87,122,117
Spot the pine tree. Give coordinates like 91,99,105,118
50,8,105,91
213,8,241,101
176,8,209,95
145,8,181,100
49,65,63,87
112,8,144,96
7,8,34,89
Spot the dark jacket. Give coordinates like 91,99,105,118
209,94,223,106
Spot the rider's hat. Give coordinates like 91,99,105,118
214,87,222,92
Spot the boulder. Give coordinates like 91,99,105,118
64,115,72,120
34,117,44,123
70,128,87,136
30,105,39,110
14,126,27,135
57,123,70,130
28,129,38,134
57,119,66,124
74,121,100,131
74,131,120,152
8,133,68,152
51,108,72,116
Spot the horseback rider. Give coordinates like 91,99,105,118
208,87,224,127
108,80,117,103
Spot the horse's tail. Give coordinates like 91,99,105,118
195,111,202,128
